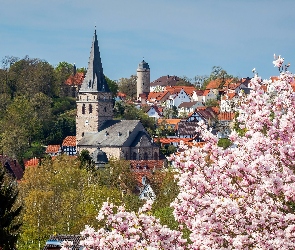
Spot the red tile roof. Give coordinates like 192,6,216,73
117,92,126,98
62,136,76,146
211,106,220,114
193,90,204,96
203,89,211,96
206,78,234,90
155,138,191,144
218,112,235,121
24,157,39,167
157,119,182,130
65,72,84,86
165,86,197,96
130,160,166,187
222,92,236,100
45,145,61,154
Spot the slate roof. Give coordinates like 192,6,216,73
138,60,150,70
0,156,23,180
78,120,143,147
130,131,156,147
91,148,108,165
43,235,83,250
178,121,200,136
178,101,200,108
79,30,110,93
150,75,181,87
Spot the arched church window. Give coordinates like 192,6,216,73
89,104,93,114
133,152,137,160
104,107,107,112
154,152,158,160
88,80,91,88
82,104,85,114
144,152,148,160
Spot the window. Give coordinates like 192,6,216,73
89,104,92,114
144,152,148,160
104,107,107,112
133,152,137,160
82,104,85,114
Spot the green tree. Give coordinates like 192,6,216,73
122,103,156,135
0,96,42,160
194,66,238,90
163,106,178,118
18,156,142,249
9,56,56,97
117,75,137,99
150,168,179,229
0,167,22,250
105,76,118,97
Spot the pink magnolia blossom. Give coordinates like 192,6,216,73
79,57,295,249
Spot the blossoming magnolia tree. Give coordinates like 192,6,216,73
63,57,295,249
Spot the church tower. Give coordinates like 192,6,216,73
136,59,150,99
76,30,113,143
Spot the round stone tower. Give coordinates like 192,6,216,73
136,59,150,99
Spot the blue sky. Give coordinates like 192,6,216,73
1,0,295,82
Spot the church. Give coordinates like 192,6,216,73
76,30,159,166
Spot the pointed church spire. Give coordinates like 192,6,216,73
79,29,110,92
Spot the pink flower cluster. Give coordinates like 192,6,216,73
170,64,295,249
78,57,295,249
273,55,284,68
79,200,186,249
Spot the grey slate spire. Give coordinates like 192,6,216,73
79,30,110,92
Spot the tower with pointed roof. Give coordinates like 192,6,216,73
76,30,113,143
136,59,150,99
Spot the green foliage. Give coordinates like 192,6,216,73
105,76,118,97
205,99,219,107
175,76,193,86
52,97,76,116
150,169,179,229
18,156,142,249
0,167,22,250
163,106,178,119
217,138,232,149
78,149,95,172
117,75,137,99
160,144,177,156
154,119,176,137
232,112,247,137
120,103,156,134
197,66,238,90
